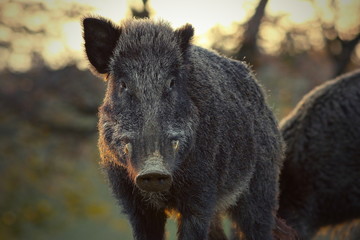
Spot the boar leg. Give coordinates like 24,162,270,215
177,213,212,240
228,168,277,240
208,214,228,240
107,166,167,240
128,207,167,240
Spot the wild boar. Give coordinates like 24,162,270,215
278,70,360,239
82,17,284,240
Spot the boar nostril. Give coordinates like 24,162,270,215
135,172,172,192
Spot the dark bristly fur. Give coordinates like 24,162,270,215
273,217,299,240
278,70,360,239
82,16,284,240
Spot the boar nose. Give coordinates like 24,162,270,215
135,171,172,192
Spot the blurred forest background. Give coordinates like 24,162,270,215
0,0,359,239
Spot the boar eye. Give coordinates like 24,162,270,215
120,81,127,90
169,79,175,90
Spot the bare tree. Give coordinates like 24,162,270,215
322,25,360,77
130,0,151,19
308,0,360,77
235,0,269,66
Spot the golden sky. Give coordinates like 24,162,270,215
0,0,359,72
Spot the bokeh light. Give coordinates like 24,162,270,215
1,1,359,239
0,0,359,72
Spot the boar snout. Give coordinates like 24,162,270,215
136,171,172,192
135,157,172,192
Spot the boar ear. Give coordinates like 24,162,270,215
174,24,194,52
82,17,121,75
